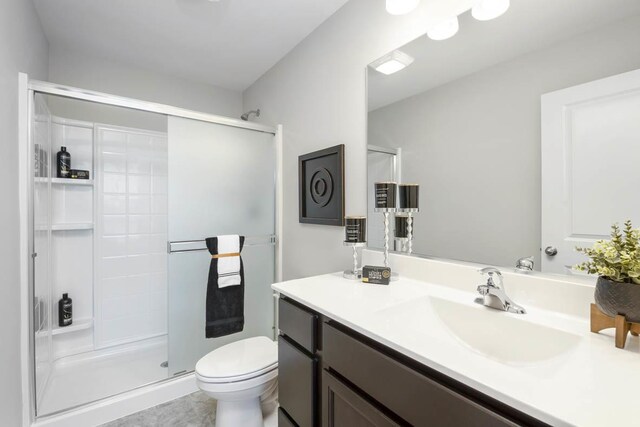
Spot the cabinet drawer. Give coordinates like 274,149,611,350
279,407,298,427
323,370,399,427
323,322,517,427
279,297,318,353
279,335,317,427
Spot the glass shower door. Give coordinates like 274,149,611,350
167,117,276,376
33,94,52,410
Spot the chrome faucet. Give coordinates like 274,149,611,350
475,267,526,314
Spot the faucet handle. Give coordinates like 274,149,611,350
478,267,503,288
477,284,490,295
479,266,501,275
516,256,534,273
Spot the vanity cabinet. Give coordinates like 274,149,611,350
278,296,548,427
278,298,320,427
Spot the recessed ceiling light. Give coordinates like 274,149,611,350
427,17,459,41
386,0,420,16
370,50,415,75
472,0,510,21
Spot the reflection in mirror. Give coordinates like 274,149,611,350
367,146,400,250
367,0,640,275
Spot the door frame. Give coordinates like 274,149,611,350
18,73,283,425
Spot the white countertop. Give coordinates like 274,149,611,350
272,272,640,427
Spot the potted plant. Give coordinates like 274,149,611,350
576,220,640,322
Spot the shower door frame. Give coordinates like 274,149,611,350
18,73,283,425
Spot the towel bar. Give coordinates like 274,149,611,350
168,234,276,254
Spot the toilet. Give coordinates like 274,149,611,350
195,336,278,427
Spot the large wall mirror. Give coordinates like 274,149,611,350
366,0,640,276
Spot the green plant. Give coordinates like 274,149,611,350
575,220,640,284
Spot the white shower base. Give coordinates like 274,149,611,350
39,336,168,416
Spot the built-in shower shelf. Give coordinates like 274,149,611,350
51,223,94,231
35,177,94,186
52,318,93,336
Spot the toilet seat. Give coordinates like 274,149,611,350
195,336,278,384
196,366,278,394
196,364,278,384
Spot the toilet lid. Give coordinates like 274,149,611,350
195,336,277,381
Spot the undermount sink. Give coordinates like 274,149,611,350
375,296,582,365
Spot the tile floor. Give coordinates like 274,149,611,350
100,392,216,427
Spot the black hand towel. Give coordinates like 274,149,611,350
205,236,245,338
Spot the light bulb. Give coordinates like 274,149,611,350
386,0,420,16
427,17,459,41
472,0,510,21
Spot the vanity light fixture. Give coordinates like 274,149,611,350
472,0,510,21
370,50,415,75
427,16,459,41
386,0,420,16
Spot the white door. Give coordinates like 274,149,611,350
541,69,640,275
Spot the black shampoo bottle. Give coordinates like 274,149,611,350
57,146,71,178
58,293,72,327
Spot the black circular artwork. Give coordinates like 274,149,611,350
310,168,334,207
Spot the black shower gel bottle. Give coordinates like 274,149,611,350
57,146,70,178
58,293,72,327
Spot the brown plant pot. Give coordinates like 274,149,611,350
594,276,640,323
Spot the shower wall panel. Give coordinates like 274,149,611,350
95,125,168,349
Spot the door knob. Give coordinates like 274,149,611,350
544,246,558,256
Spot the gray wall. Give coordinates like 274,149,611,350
368,15,640,268
49,47,243,119
0,0,49,424
243,0,473,280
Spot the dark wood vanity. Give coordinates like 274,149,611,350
277,296,549,427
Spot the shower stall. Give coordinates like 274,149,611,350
22,78,281,421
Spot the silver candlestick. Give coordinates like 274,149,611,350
374,208,399,281
374,209,395,268
343,242,366,280
395,237,409,252
384,212,390,266
407,212,413,254
398,183,419,255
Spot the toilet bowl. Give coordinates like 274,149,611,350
195,336,278,427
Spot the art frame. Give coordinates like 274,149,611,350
298,144,345,226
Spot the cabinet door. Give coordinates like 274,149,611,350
323,370,399,427
279,335,317,427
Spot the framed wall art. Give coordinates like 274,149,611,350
298,144,345,226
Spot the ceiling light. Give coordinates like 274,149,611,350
472,0,510,21
386,0,420,16
370,50,415,75
427,17,459,41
